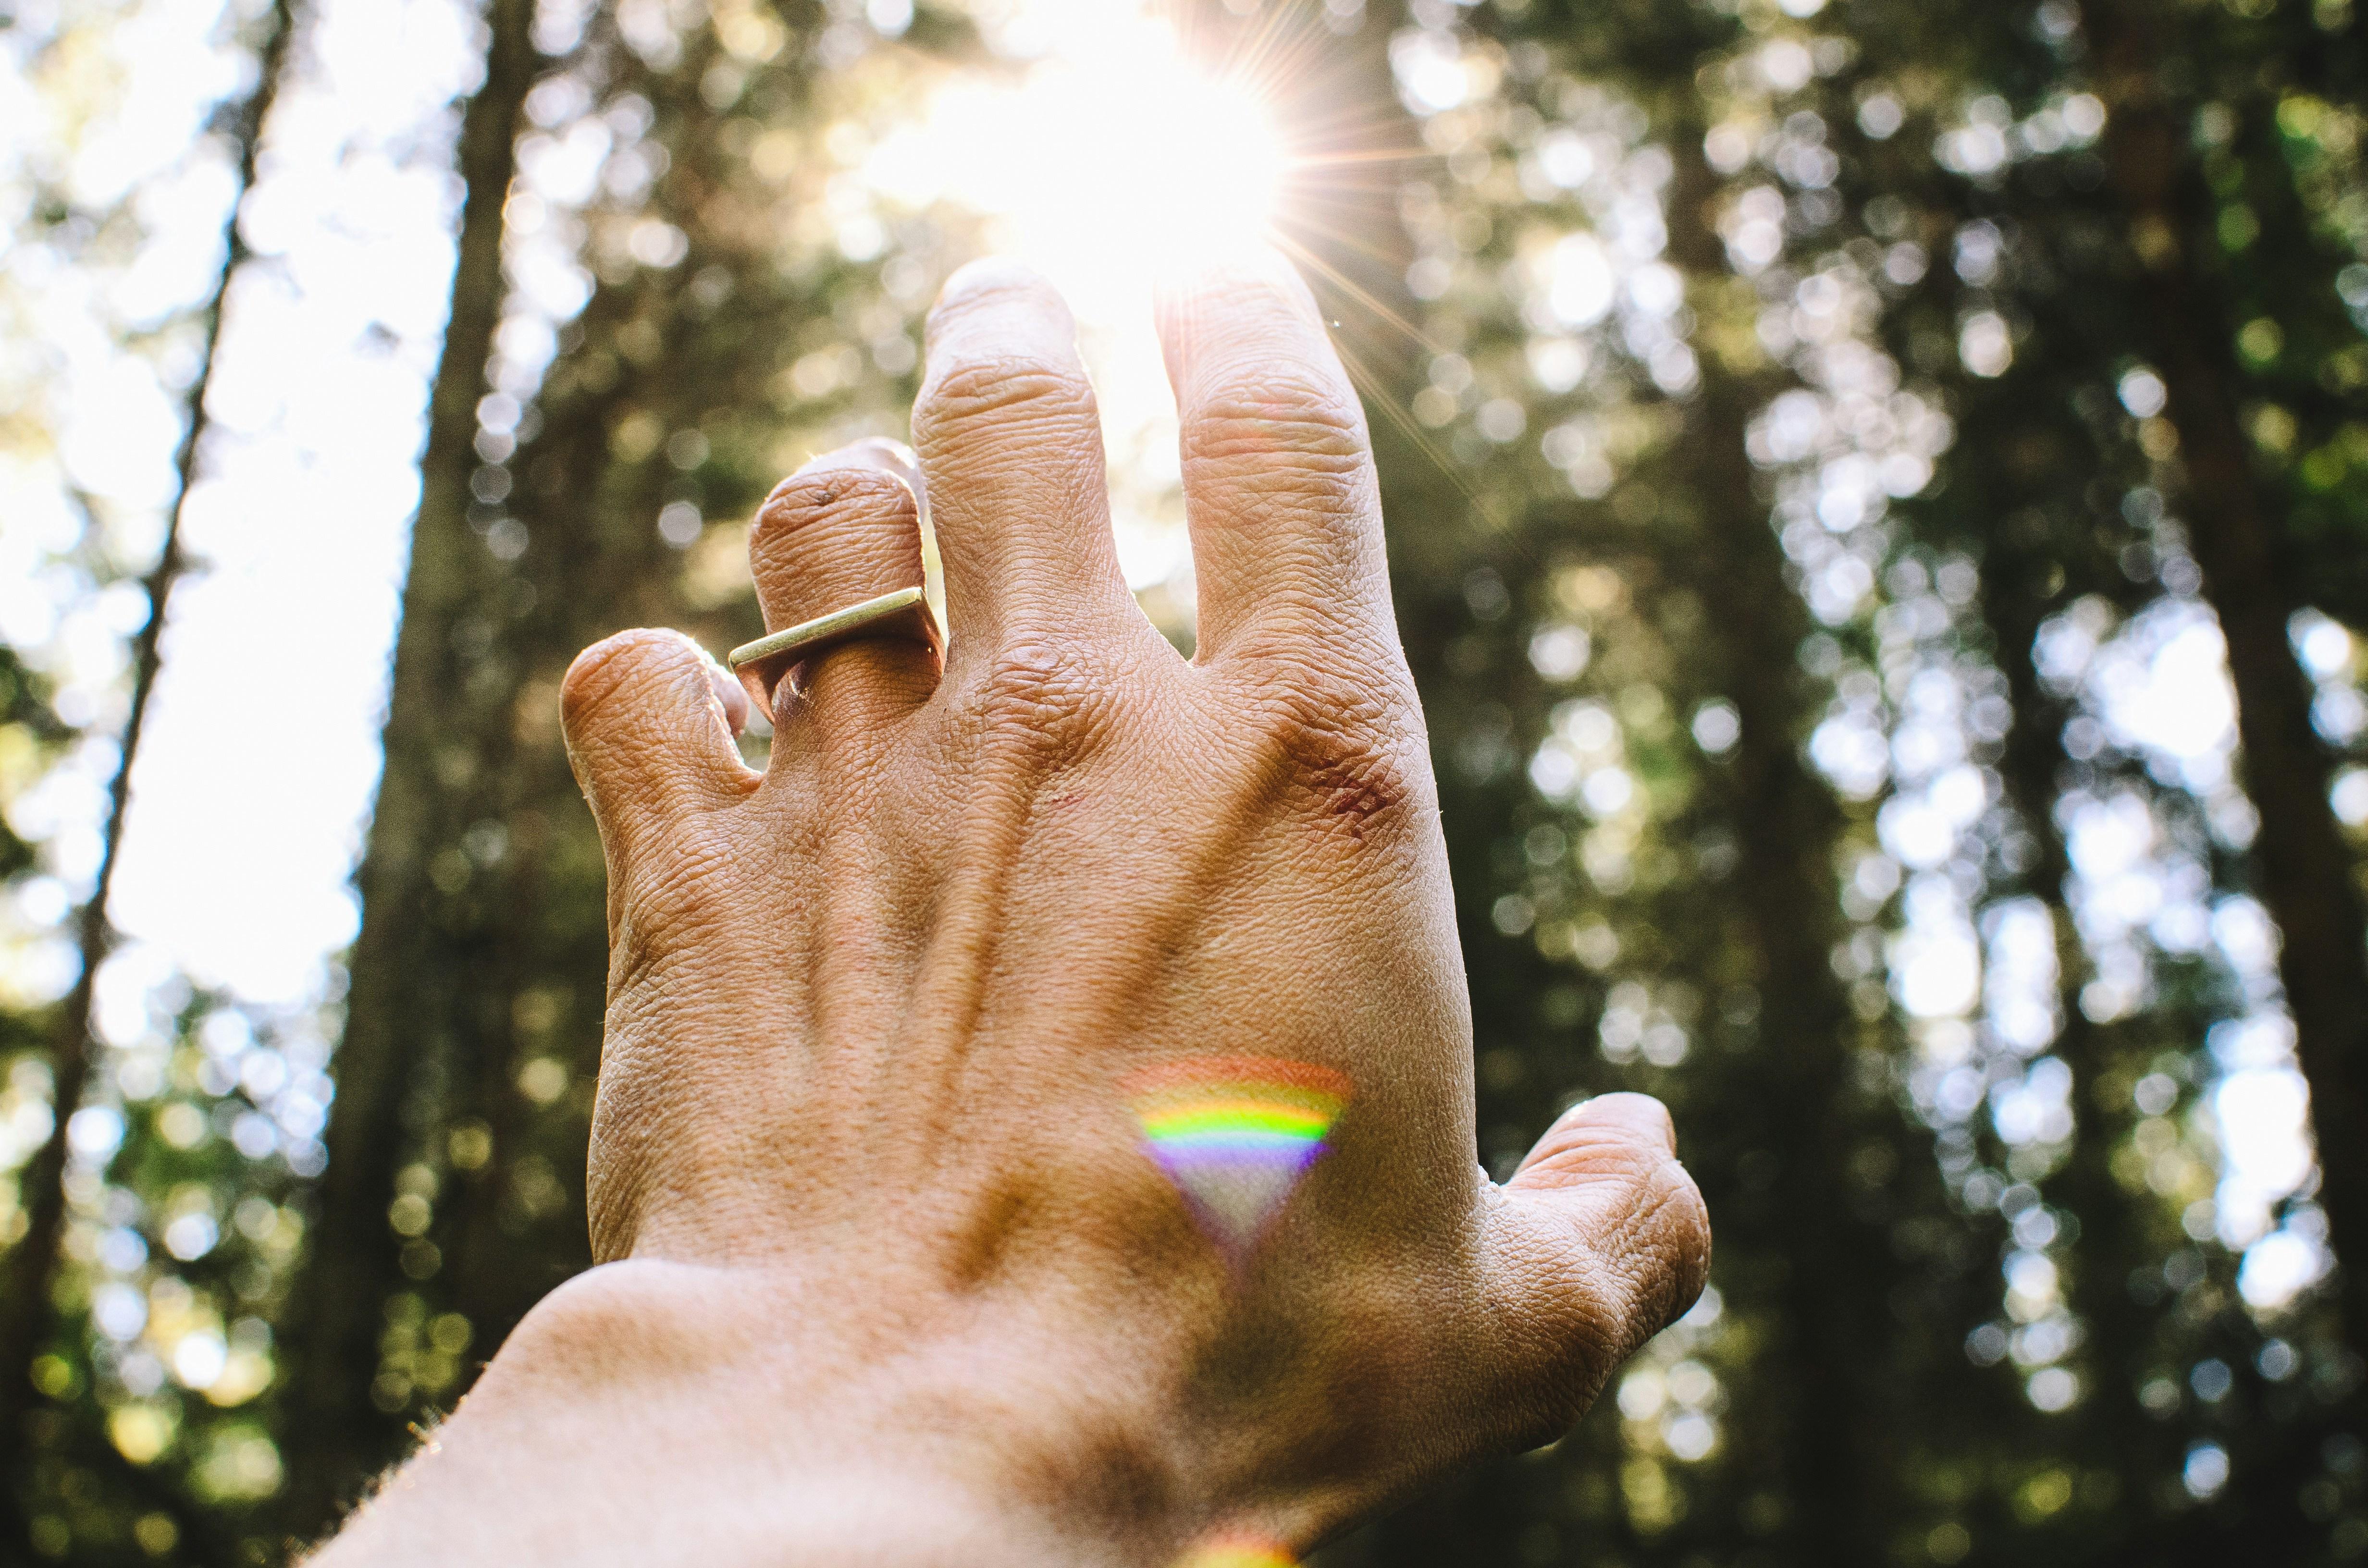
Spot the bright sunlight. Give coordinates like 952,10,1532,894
865,5,1286,293
866,0,1291,612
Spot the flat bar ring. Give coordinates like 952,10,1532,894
727,586,944,710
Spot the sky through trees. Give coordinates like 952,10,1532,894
1,0,2366,1563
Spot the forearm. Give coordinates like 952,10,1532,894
307,1261,1164,1568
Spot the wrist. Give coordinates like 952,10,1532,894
311,1258,1195,1568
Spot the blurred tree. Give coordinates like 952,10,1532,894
2075,0,2368,1365
0,0,298,1559
1323,10,1963,1559
1322,0,2368,1562
11,0,2368,1563
271,0,544,1531
1846,0,2368,1550
273,0,975,1535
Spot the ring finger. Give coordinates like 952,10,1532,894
744,438,942,762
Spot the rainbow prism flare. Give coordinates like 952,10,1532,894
1125,1056,1351,1265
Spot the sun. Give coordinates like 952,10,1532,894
858,2,1297,610
864,8,1288,303
1062,43,1286,264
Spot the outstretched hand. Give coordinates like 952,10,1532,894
317,247,1708,1568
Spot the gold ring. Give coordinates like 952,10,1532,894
727,586,943,710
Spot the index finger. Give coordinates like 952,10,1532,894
1154,246,1395,666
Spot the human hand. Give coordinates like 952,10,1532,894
317,248,1707,1568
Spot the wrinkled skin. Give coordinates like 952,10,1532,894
315,250,1707,1568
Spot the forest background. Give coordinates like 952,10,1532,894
3,0,2368,1563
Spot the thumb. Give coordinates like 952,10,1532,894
1479,1093,1711,1436
560,629,754,865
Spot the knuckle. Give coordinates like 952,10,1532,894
955,638,1117,772
1478,1150,1712,1443
561,628,693,735
1525,1140,1710,1348
1229,651,1421,844
1485,1208,1623,1436
1548,1259,1646,1401
915,354,1096,443
609,847,715,970
1587,1161,1712,1354
1184,366,1368,478
1647,1164,1714,1328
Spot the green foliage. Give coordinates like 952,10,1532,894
1320,0,2368,1561
267,0,986,1526
6,0,2368,1564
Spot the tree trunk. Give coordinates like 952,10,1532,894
273,0,540,1535
1979,537,2207,1556
1662,133,1896,1567
2081,0,2368,1357
0,0,298,1549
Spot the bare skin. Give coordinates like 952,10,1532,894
312,248,1709,1567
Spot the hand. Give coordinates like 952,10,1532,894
316,248,1708,1567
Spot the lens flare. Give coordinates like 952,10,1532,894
1126,1056,1349,1265
1176,1535,1297,1568
859,2,1297,601
1114,65,1285,258
863,8,1285,296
